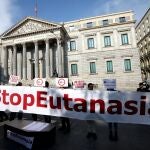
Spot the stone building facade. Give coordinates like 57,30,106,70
0,11,142,90
136,8,150,81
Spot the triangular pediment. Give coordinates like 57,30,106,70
2,17,61,38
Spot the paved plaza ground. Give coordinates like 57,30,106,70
0,115,150,150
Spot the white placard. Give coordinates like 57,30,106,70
34,78,46,87
73,80,85,88
9,75,20,84
56,78,68,87
103,79,116,90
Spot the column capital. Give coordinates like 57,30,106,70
21,42,26,45
44,38,49,43
2,45,7,49
57,38,62,45
12,44,17,48
34,40,38,44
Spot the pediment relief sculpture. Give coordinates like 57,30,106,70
10,20,57,36
3,17,61,37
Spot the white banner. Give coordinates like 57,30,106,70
0,86,150,125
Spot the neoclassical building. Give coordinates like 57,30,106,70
136,8,150,81
0,17,68,85
0,10,142,90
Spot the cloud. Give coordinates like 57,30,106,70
0,0,20,35
93,0,150,21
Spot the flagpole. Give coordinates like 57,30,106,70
35,0,38,17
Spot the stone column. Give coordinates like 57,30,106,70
10,47,13,75
18,52,22,79
34,41,39,78
3,46,8,80
13,45,17,75
57,39,62,77
50,46,53,77
22,43,27,79
61,43,64,77
45,39,50,78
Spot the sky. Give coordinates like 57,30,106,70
0,0,150,34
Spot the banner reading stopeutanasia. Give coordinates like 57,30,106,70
0,86,150,125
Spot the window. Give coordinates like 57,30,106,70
70,41,76,51
71,64,78,75
86,22,93,28
121,34,129,45
119,17,126,23
90,62,96,74
87,38,95,49
103,19,109,26
104,36,111,47
124,59,131,71
106,60,113,73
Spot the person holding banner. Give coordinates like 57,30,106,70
31,81,51,123
43,81,51,123
0,111,8,122
107,88,118,141
86,83,97,140
9,82,23,121
58,85,71,134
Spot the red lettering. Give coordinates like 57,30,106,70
74,98,87,112
10,93,21,105
63,94,73,111
49,96,61,109
23,94,35,110
37,91,47,108
140,96,146,115
107,100,122,114
90,99,105,113
2,90,9,105
124,100,138,115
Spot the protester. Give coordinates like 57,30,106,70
108,122,118,141
59,85,71,134
107,88,118,141
0,111,8,122
0,82,8,121
31,81,51,123
43,81,51,123
9,82,23,121
137,82,150,92
86,83,97,140
59,117,70,134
